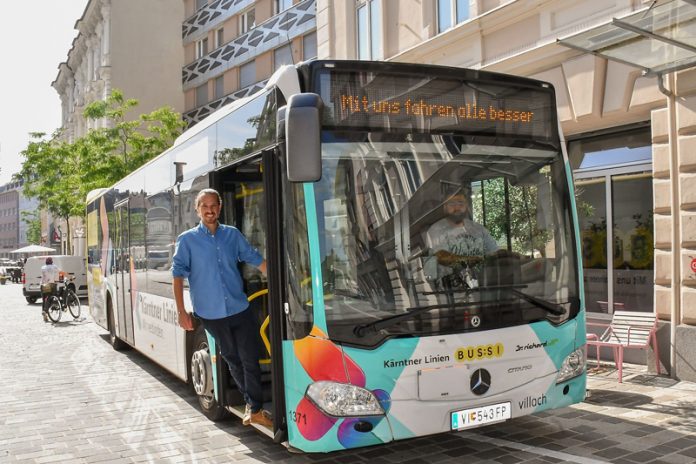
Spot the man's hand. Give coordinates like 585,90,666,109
178,310,194,331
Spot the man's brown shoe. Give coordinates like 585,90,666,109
242,404,252,426
250,409,273,427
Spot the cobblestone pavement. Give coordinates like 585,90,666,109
1,281,696,463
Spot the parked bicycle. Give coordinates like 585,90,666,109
45,277,81,323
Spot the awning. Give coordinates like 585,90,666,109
558,0,696,77
11,244,57,254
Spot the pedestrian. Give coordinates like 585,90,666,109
41,257,63,321
171,188,272,427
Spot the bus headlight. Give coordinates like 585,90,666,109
556,348,585,383
306,381,385,417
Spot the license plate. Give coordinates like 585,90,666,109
451,402,511,430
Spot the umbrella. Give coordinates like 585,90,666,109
11,244,57,254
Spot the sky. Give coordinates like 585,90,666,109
0,0,89,185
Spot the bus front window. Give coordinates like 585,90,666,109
313,134,579,347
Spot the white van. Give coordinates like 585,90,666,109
22,255,87,304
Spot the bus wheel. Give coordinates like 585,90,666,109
191,328,227,421
107,297,128,351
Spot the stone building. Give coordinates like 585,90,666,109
52,0,185,141
181,0,317,126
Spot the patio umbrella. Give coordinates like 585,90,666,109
11,244,57,254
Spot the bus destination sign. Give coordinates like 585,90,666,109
339,94,535,125
319,69,555,141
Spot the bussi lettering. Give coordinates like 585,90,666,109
455,343,504,362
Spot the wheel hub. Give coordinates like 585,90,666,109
191,349,214,397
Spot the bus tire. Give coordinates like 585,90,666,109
107,296,128,351
191,328,228,421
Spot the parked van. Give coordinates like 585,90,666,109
22,255,87,304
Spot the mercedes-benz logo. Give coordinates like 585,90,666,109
470,368,491,395
470,315,481,327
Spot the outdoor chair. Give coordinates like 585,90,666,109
586,310,660,383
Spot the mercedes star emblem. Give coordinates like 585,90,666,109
470,368,491,395
470,315,481,327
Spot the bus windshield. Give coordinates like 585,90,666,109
311,133,578,347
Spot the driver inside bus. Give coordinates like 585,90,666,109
423,186,498,288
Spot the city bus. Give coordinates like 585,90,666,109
85,60,586,453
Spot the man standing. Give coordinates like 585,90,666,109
172,188,271,427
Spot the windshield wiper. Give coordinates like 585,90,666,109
420,283,527,296
353,301,478,337
509,288,566,316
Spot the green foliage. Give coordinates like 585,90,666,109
18,130,83,222
472,176,551,256
81,89,186,182
20,211,41,245
17,90,186,250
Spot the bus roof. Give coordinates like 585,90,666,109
173,64,301,147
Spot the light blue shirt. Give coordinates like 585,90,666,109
172,222,263,320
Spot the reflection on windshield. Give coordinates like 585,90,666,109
313,135,578,346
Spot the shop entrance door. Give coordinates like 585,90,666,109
575,165,654,315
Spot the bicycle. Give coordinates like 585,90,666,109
45,278,81,323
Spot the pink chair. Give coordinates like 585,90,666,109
586,311,660,383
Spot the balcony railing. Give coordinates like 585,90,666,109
182,0,255,44
182,0,315,91
183,79,268,127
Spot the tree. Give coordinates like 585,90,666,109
82,89,186,183
17,90,186,252
18,131,86,252
21,211,41,245
472,176,551,256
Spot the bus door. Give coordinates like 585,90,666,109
215,160,271,399
114,200,135,345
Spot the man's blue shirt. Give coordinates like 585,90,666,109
172,222,263,320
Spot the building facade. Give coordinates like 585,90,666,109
0,180,39,258
318,0,696,381
181,0,317,126
0,183,19,258
50,0,186,256
52,0,185,142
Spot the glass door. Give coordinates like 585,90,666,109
611,172,654,312
575,177,608,313
574,167,654,315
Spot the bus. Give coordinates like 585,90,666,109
85,60,585,453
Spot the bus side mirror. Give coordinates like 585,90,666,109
285,93,322,182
